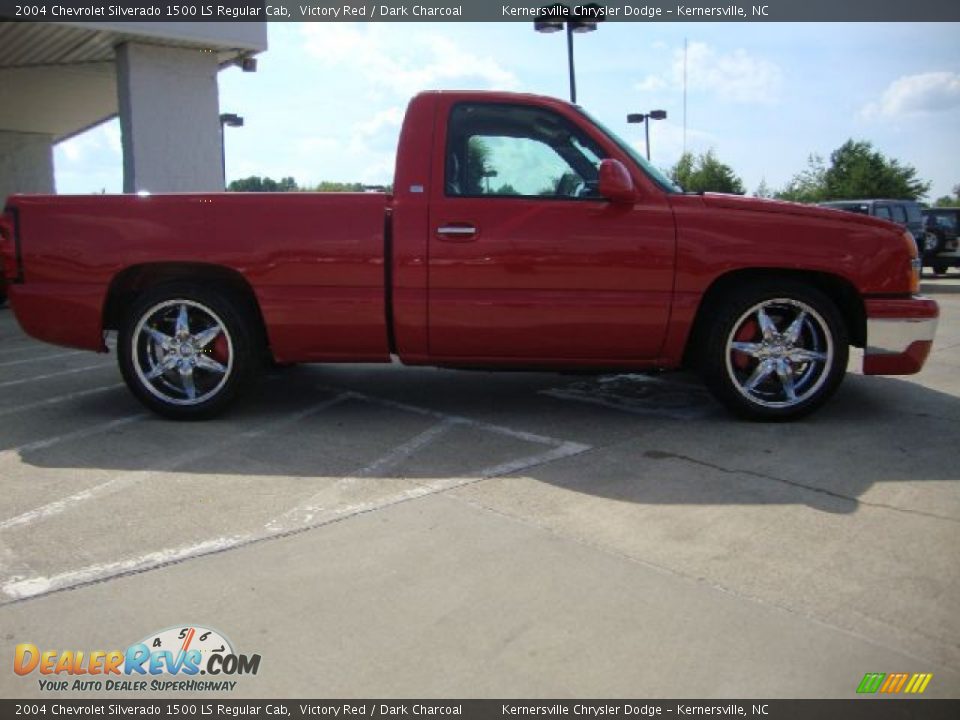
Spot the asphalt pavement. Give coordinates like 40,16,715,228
0,276,958,698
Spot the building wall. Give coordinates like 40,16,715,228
0,131,55,201
116,42,223,193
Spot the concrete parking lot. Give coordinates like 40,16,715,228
1,277,959,699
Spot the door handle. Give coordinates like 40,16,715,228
436,224,477,241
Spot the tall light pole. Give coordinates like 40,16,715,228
627,110,667,161
534,4,599,104
219,113,244,189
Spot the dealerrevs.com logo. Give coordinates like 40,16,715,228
14,625,261,692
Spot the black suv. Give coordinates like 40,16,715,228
819,199,933,259
922,208,960,274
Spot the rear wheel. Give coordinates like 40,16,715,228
923,231,943,256
118,283,257,419
933,262,949,276
702,282,848,421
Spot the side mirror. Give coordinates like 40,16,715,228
597,159,637,204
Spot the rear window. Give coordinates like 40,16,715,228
929,212,958,231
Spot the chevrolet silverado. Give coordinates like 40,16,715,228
0,91,939,420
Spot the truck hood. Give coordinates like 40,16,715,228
696,193,897,232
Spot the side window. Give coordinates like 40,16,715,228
874,205,892,221
445,103,607,199
891,205,907,224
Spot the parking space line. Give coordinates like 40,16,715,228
0,343,55,358
0,391,592,603
337,389,576,447
0,384,124,418
0,351,86,369
267,417,459,529
0,393,350,532
1,435,591,602
0,413,147,466
468,441,591,480
0,362,114,389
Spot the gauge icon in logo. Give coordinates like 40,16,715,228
138,625,233,673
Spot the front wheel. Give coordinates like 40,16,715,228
702,282,848,421
118,284,257,419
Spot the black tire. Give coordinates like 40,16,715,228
932,262,949,276
118,283,258,419
701,281,849,421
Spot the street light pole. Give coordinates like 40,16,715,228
219,113,244,190
566,22,577,104
534,5,599,104
627,110,667,161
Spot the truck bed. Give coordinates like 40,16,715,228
7,193,391,362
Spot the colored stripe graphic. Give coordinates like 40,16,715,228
904,673,934,694
880,672,909,693
857,673,886,693
857,672,933,694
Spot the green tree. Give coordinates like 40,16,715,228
227,175,299,192
775,154,827,203
931,184,960,207
776,141,930,202
309,181,366,192
669,150,745,194
822,140,929,200
464,137,492,195
753,178,773,199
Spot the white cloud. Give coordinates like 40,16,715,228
301,24,518,98
861,71,960,119
628,120,718,167
635,41,782,104
54,118,123,193
358,106,405,137
634,75,667,92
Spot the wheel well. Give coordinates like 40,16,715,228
683,268,866,367
103,263,268,347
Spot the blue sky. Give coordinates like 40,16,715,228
55,22,960,199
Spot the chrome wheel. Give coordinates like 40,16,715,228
724,298,833,409
132,299,234,406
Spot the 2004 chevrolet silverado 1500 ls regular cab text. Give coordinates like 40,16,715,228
0,91,940,421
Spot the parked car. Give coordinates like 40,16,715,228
0,91,938,421
819,199,934,258
922,207,960,275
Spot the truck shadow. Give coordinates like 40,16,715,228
8,360,960,516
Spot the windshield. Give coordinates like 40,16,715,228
576,108,681,193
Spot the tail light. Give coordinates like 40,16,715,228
0,210,19,282
901,230,921,293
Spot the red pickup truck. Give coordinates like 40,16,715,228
0,91,939,421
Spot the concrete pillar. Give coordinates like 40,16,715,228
116,42,223,193
0,131,55,201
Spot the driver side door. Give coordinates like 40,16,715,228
427,99,676,363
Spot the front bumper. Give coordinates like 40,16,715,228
863,296,939,375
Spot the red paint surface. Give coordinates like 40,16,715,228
0,91,937,376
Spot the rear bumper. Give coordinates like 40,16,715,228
863,296,938,375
